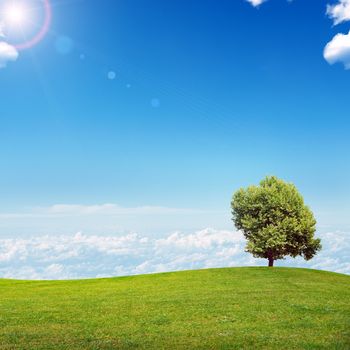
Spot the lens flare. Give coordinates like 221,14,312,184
1,0,52,50
15,0,51,50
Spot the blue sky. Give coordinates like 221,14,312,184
0,0,349,278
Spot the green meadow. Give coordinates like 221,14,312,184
0,267,349,349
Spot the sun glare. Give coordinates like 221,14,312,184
4,3,27,25
0,0,52,50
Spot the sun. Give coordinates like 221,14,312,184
4,2,28,26
0,0,52,50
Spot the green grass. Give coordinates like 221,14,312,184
0,267,349,349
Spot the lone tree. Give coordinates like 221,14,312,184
231,176,321,267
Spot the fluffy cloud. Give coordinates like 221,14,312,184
0,228,348,280
327,0,350,25
0,42,18,68
246,0,267,6
324,30,350,69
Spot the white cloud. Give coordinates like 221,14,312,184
327,0,350,25
44,203,198,216
0,228,348,280
246,0,295,9
0,203,228,238
324,30,350,69
155,229,244,250
0,41,18,68
246,0,267,7
0,203,202,219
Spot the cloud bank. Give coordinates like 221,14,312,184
0,42,18,68
0,203,228,238
0,203,203,219
0,228,348,280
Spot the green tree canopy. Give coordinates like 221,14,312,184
231,176,321,267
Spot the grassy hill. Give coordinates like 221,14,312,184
0,267,349,349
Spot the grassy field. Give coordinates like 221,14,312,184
0,267,349,349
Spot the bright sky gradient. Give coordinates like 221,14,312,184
0,0,349,278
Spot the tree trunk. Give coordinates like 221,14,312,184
268,257,274,267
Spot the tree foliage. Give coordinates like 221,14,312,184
231,176,321,266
